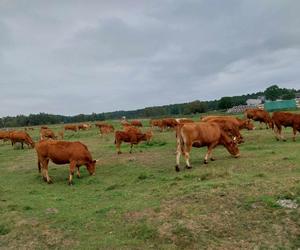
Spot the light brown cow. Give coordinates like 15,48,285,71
272,112,300,141
175,122,240,171
149,119,164,132
0,130,11,143
9,131,35,149
115,130,152,154
40,128,57,140
201,116,254,143
78,124,91,130
35,140,97,185
162,118,178,130
64,124,78,132
130,120,143,127
244,108,273,129
97,123,115,135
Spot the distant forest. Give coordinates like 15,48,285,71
1,85,298,128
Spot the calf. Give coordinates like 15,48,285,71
40,128,57,140
64,124,78,132
175,122,240,171
131,120,143,127
114,130,152,154
35,140,97,185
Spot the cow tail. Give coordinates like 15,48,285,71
176,124,185,154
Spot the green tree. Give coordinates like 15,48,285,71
264,85,281,101
218,97,232,109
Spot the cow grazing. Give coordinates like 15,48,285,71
130,120,143,127
97,123,115,135
9,131,35,149
114,130,152,154
35,140,97,185
175,122,240,171
78,124,91,130
201,116,254,144
150,119,164,132
40,128,57,140
64,124,78,132
176,118,194,124
272,112,300,141
244,109,273,129
0,130,11,143
162,118,178,130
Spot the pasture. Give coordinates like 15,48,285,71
0,118,299,249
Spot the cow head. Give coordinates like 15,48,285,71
86,160,97,175
245,119,254,130
226,140,240,157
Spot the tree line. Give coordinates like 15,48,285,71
0,85,298,128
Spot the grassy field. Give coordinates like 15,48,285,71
0,117,299,249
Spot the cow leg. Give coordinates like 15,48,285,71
274,125,282,141
292,127,297,142
21,142,24,149
68,161,76,185
129,144,133,154
175,141,182,172
116,141,122,154
37,159,41,173
41,159,52,184
77,166,81,178
183,144,192,169
204,143,217,164
259,122,263,130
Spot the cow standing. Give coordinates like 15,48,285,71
175,122,240,171
35,140,97,185
244,109,273,129
272,112,300,141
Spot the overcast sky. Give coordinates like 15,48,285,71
0,0,299,117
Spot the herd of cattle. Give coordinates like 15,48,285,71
0,109,299,184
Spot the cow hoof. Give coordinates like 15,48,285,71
77,175,81,179
283,139,287,142
185,165,192,169
210,158,216,161
175,165,180,172
68,181,73,186
47,180,53,184
117,152,122,154
204,160,208,164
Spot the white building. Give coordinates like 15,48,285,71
246,99,262,107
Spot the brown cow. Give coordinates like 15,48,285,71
162,118,178,130
175,122,240,171
35,140,97,185
9,131,35,149
201,116,254,143
272,112,300,141
176,118,194,124
40,128,57,140
64,124,78,132
130,120,143,127
244,108,273,129
97,123,115,135
114,130,152,154
78,124,91,130
150,119,164,132
0,130,11,143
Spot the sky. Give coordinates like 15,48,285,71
0,0,299,117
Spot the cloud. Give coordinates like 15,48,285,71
0,0,299,116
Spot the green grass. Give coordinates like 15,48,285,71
0,118,300,249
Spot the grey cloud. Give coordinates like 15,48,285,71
0,0,299,117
